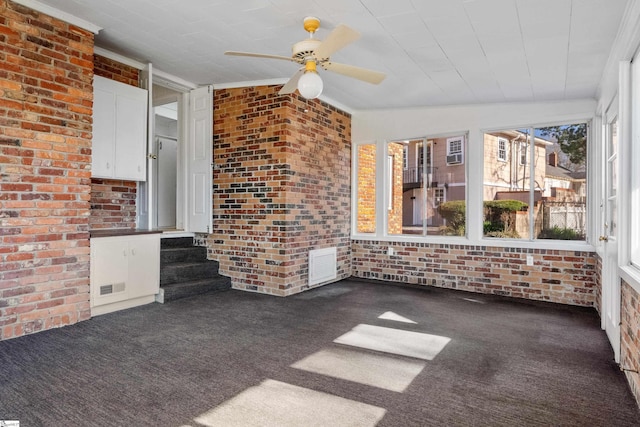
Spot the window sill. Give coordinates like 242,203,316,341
351,234,597,252
620,265,640,295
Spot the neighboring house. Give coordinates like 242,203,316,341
483,130,551,202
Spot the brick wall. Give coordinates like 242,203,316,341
387,142,403,234
621,280,640,407
0,0,93,339
352,241,597,306
89,54,139,230
209,86,351,296
356,144,376,233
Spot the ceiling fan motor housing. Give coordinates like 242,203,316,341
292,39,322,61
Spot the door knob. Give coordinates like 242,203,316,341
599,235,608,242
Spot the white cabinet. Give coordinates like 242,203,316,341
92,75,148,181
90,233,160,315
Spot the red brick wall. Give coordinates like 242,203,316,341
387,142,403,234
357,144,376,233
352,241,597,306
621,280,640,407
89,54,139,230
210,86,351,296
0,0,93,339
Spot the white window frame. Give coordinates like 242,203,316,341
519,141,527,165
497,138,507,162
446,136,464,165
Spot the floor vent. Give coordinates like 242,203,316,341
100,282,125,296
309,247,337,286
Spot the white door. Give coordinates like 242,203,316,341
602,110,620,362
187,86,213,233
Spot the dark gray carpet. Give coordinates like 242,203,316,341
1,279,638,426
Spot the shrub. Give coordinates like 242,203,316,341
539,227,584,240
438,200,466,232
483,199,527,234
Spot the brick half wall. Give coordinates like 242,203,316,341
352,240,597,306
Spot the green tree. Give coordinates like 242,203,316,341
539,123,587,167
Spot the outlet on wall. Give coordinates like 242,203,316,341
387,247,394,256
526,254,534,266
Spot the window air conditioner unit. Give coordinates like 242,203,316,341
446,153,463,165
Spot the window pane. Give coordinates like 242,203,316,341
356,144,376,233
536,123,587,240
484,124,588,241
482,130,532,239
389,136,466,236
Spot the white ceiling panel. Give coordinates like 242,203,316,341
29,0,630,110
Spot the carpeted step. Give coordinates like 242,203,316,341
160,260,220,286
160,237,194,249
161,246,208,265
158,276,231,303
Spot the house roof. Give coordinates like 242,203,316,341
546,163,585,182
17,0,631,111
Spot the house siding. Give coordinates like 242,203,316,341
352,241,597,306
0,0,93,339
209,86,351,296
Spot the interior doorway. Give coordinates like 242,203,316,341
153,85,181,230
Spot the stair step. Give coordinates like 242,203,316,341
159,277,231,302
160,237,195,249
161,246,208,265
160,261,220,286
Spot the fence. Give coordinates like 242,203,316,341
542,201,586,233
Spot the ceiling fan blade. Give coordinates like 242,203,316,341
225,51,297,63
312,24,361,60
321,62,386,84
279,68,305,94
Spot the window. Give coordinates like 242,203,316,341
498,138,507,162
519,141,527,165
483,123,588,241
403,145,408,170
446,136,464,165
383,135,466,236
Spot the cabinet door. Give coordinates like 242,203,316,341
115,90,148,181
90,238,129,307
92,80,116,178
127,235,160,298
91,75,148,181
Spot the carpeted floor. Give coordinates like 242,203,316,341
1,279,639,426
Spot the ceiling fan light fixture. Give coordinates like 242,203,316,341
297,61,323,99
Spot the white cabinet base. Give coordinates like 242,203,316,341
91,295,156,316
90,233,160,317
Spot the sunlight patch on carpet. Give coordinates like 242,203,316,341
291,347,425,392
194,379,386,427
378,311,417,324
334,324,450,360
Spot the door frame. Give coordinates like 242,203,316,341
601,94,620,362
138,69,209,233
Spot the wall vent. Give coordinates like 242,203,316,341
99,282,126,296
309,247,337,286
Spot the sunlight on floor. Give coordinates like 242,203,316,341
193,379,386,427
291,347,425,392
378,311,417,324
334,324,451,360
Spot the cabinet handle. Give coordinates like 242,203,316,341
106,162,110,169
131,248,136,256
123,249,127,257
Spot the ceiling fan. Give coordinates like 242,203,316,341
225,16,386,99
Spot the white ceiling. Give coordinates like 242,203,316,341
30,0,629,110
